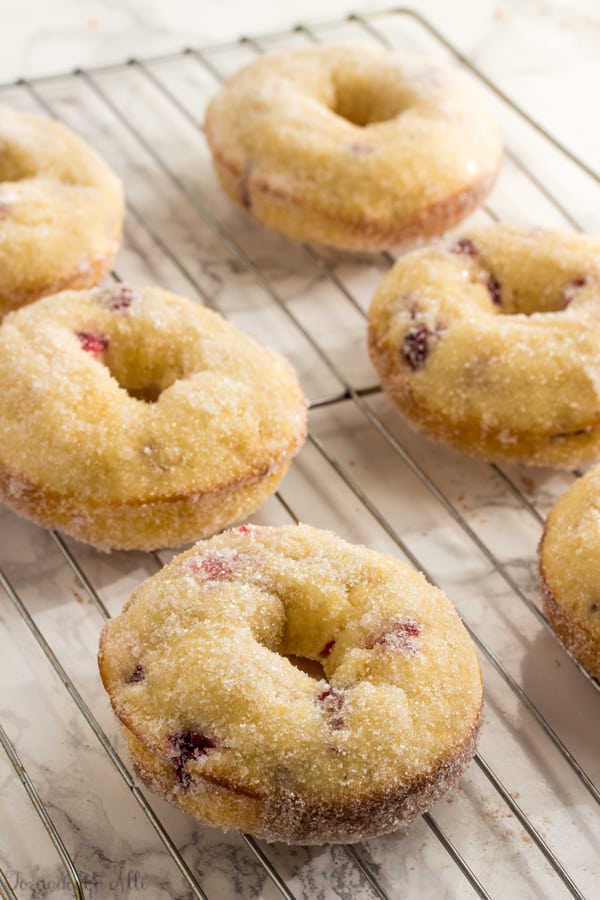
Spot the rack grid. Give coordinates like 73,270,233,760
1,9,599,900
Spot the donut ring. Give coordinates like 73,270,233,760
539,467,600,678
204,45,502,252
368,225,600,467
0,286,307,550
0,105,124,317
98,524,483,844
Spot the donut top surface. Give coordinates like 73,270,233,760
0,105,124,315
205,45,502,232
368,225,600,442
0,286,307,503
99,524,482,808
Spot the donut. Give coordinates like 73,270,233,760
204,45,502,252
0,286,307,550
98,524,483,844
368,225,600,468
0,105,124,317
539,467,600,678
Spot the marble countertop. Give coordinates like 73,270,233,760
1,2,599,899
2,0,600,169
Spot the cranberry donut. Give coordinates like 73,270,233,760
0,286,306,550
539,466,600,678
368,225,600,467
0,105,124,317
204,45,501,251
98,524,483,844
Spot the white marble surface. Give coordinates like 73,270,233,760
1,2,600,899
2,0,600,169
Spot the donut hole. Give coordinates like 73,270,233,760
488,276,592,317
0,153,38,183
458,237,596,316
331,71,409,126
287,654,327,681
104,345,186,404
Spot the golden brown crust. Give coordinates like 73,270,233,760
538,471,600,678
368,323,600,469
0,458,292,552
539,565,600,679
0,244,120,317
209,147,498,253
124,703,483,844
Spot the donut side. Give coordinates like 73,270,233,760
368,322,600,469
539,572,600,680
208,145,498,253
538,469,600,678
0,456,293,552
0,241,121,318
0,105,124,317
367,227,600,468
122,702,482,845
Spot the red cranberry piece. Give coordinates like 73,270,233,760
125,663,145,684
368,618,423,655
101,285,138,312
316,687,345,731
590,602,599,613
561,276,588,308
168,730,217,787
402,324,430,370
237,523,262,535
319,639,336,659
76,331,108,358
486,273,502,305
450,237,477,256
169,731,217,757
200,555,236,579
187,550,239,580
346,142,375,155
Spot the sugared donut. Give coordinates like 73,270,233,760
98,524,483,844
0,105,124,317
204,45,502,252
368,225,600,467
0,286,307,550
539,467,600,678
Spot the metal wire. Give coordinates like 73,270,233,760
1,9,598,900
0,867,18,900
0,569,211,900
0,724,84,900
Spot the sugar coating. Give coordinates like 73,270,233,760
0,286,307,549
368,225,600,468
539,467,600,678
98,524,483,844
204,45,502,251
0,106,124,317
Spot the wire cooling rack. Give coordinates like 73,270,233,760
1,8,600,900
